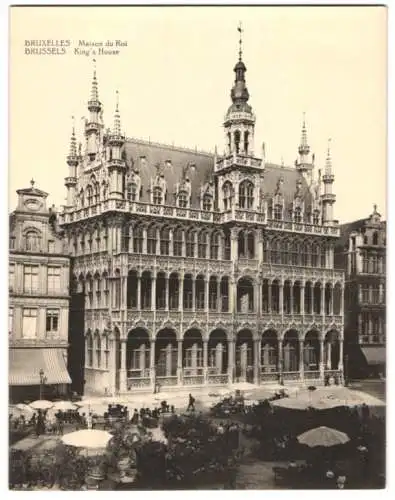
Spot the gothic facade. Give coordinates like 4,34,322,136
59,40,345,396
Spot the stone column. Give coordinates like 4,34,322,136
120,339,127,393
142,227,147,254
299,339,304,380
205,278,209,311
203,339,208,383
319,338,325,380
192,277,196,312
110,337,117,396
169,229,173,257
300,284,305,316
254,282,261,315
150,341,156,390
338,337,344,371
137,274,141,310
229,279,234,313
277,338,283,384
177,340,183,385
253,339,260,385
151,276,156,312
165,277,169,311
179,274,184,311
217,279,221,312
193,232,198,259
231,233,238,261
340,286,345,316
228,339,235,383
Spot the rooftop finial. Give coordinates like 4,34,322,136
113,90,121,136
325,138,332,175
68,115,77,157
237,22,243,61
30,178,35,188
90,58,99,102
373,203,378,213
298,112,310,155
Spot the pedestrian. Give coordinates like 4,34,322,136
87,412,93,430
187,393,195,412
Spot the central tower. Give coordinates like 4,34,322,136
215,24,264,213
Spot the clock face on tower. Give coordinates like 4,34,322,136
24,198,41,211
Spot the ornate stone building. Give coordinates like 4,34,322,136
59,38,345,396
9,181,71,402
335,206,386,379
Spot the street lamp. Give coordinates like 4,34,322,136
39,368,47,400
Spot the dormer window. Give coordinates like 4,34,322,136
234,130,241,154
273,204,283,221
153,187,163,205
294,207,302,223
372,231,379,245
87,186,93,206
178,191,188,208
127,183,137,202
203,194,212,211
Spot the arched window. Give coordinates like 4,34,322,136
363,235,368,245
25,230,41,252
271,240,281,264
87,333,93,367
147,225,157,254
133,225,144,253
198,232,208,258
173,228,183,257
153,186,163,205
203,194,212,211
80,189,85,207
227,132,231,152
94,183,100,204
273,204,283,221
210,232,220,260
127,183,137,201
234,130,241,154
312,210,320,225
239,180,254,209
178,191,188,208
291,242,299,266
87,186,93,206
373,232,379,245
244,130,249,153
160,227,170,255
222,181,233,211
95,333,101,368
186,230,195,257
294,207,302,223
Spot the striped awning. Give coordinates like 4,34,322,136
9,348,72,386
361,346,386,366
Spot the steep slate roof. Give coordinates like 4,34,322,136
124,137,313,213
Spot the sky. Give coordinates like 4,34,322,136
9,5,387,223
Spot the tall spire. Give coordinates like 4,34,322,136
90,59,99,103
68,115,77,158
230,22,250,108
325,138,332,175
113,90,121,136
298,112,310,155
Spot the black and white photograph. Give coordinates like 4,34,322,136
6,3,387,491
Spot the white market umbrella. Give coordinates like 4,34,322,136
52,401,78,411
297,426,350,448
61,429,113,449
271,397,312,411
30,400,54,410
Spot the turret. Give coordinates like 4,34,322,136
321,138,336,224
222,23,256,158
295,113,314,184
86,59,102,161
64,116,78,207
107,91,127,199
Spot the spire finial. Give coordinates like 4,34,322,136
325,138,332,175
68,115,77,157
90,59,99,102
113,90,121,136
373,203,378,213
30,178,35,188
237,22,243,61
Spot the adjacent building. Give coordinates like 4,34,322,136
59,36,345,396
335,206,386,379
9,181,72,402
